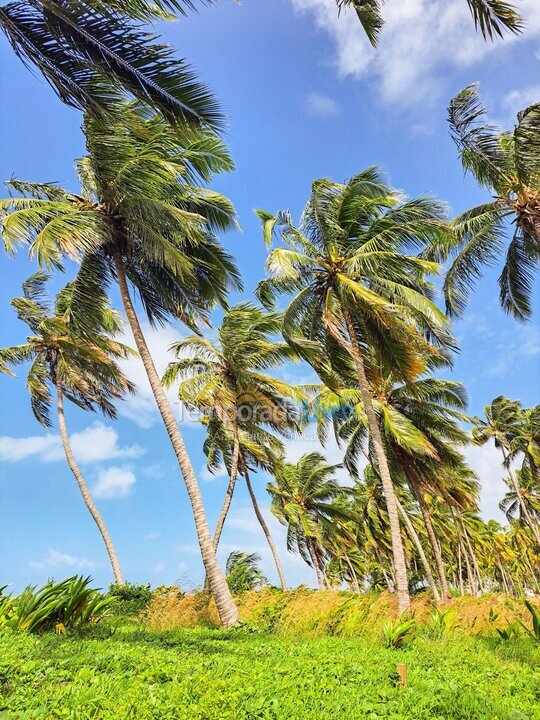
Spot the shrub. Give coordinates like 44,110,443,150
1,576,114,633
226,552,267,594
108,582,152,615
382,616,416,648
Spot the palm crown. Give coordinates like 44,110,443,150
0,0,223,126
256,168,453,384
440,85,540,320
0,271,133,426
0,103,241,330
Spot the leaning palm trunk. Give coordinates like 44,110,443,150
395,496,440,602
243,463,287,590
56,380,124,585
343,553,361,594
501,446,540,548
340,310,411,612
399,454,451,600
307,538,325,590
113,254,238,627
212,428,241,550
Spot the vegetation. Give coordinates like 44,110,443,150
439,85,540,320
0,576,114,633
0,273,132,584
0,5,539,720
1,595,540,719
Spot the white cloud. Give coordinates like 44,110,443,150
92,466,136,500
464,440,515,523
117,322,183,428
145,531,161,541
0,423,143,464
291,0,540,108
501,85,540,119
305,91,341,116
0,434,61,463
29,548,96,571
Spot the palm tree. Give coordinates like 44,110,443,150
500,464,540,528
257,167,452,611
438,86,540,320
0,0,223,127
163,303,301,589
0,272,133,584
267,452,350,589
163,303,299,549
225,551,267,594
338,0,521,46
310,367,471,600
0,103,241,626
473,396,540,547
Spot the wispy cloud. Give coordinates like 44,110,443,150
92,465,136,500
29,548,96,571
305,91,341,117
0,423,143,464
291,0,540,109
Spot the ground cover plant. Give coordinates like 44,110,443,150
1,612,539,720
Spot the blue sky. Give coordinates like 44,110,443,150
1,0,539,592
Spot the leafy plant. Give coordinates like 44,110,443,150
382,616,416,648
496,620,521,641
427,607,456,639
518,600,540,642
5,576,115,633
226,552,267,595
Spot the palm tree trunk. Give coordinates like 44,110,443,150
457,543,464,596
395,496,440,602
340,310,410,613
399,454,450,600
307,538,324,590
343,553,361,594
375,546,394,592
211,428,241,549
501,447,540,547
498,561,509,593
463,526,483,593
56,381,124,585
243,464,287,591
113,253,238,627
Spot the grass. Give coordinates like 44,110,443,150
1,619,539,719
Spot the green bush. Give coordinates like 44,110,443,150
0,576,114,633
107,582,152,615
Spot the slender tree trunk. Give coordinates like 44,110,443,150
400,458,451,600
461,540,477,594
395,496,440,602
458,543,464,596
56,381,124,585
463,526,483,593
307,538,324,590
343,553,361,594
113,253,238,627
498,562,509,594
243,465,287,590
375,547,394,592
212,428,241,550
501,447,540,548
340,310,410,613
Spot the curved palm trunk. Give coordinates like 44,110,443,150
462,525,483,593
340,310,410,613
457,543,464,596
395,496,440,602
501,447,540,548
56,381,123,585
113,253,238,627
212,429,241,550
399,455,451,600
243,464,287,590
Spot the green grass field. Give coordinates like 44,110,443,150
1,622,539,720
